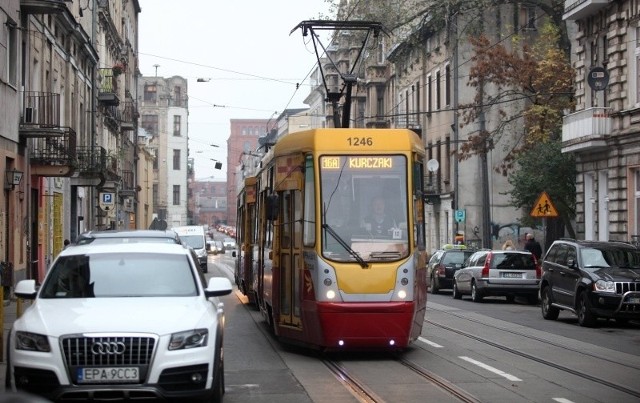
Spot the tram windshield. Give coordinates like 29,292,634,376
319,155,409,262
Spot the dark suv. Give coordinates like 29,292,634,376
428,245,475,294
540,239,640,327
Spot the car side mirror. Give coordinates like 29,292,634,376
566,258,577,269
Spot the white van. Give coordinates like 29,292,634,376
172,225,208,272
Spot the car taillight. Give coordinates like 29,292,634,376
481,254,492,277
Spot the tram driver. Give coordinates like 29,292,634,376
363,196,398,237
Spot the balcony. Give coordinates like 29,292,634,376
103,104,121,132
120,100,138,130
21,0,68,14
20,91,64,137
71,146,120,187
561,107,611,153
120,170,136,196
563,0,611,20
98,68,119,106
29,128,77,177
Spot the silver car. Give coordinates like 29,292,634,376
453,250,540,304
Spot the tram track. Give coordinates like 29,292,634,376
426,307,640,400
321,355,480,403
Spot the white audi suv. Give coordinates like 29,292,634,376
5,241,232,402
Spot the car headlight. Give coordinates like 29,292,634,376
15,331,51,352
169,329,208,350
594,280,616,293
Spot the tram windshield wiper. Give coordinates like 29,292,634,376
322,223,368,268
368,251,401,260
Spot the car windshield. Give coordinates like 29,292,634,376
581,247,640,269
39,253,198,298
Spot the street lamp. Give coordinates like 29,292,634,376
5,168,23,190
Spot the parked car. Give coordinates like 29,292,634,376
428,244,475,294
540,239,640,327
75,229,181,245
453,250,540,303
6,242,233,402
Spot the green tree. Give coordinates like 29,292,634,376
507,140,576,242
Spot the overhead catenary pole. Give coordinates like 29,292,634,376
291,20,387,128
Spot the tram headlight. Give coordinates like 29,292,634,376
400,277,409,286
397,290,407,300
326,290,336,299
323,278,332,286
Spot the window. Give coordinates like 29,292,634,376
173,115,181,136
436,70,441,110
303,156,315,246
635,170,640,237
521,6,537,30
173,149,180,170
173,86,182,107
427,74,432,113
636,26,640,105
377,42,385,64
141,114,158,135
6,19,17,86
144,84,157,102
415,81,420,116
173,185,180,205
445,64,451,106
153,184,158,206
376,86,384,119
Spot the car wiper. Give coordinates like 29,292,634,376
322,223,368,268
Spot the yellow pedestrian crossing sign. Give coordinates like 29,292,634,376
530,191,558,218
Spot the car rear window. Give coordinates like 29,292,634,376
442,251,473,265
492,253,535,270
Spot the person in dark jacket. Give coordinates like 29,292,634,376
363,196,396,236
524,233,542,260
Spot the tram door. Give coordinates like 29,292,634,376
278,189,302,327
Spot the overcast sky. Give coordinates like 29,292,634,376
138,0,332,180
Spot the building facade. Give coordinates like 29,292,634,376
3,0,140,285
562,0,640,243
138,76,189,228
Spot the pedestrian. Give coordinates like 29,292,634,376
63,239,70,249
524,233,542,260
502,239,515,250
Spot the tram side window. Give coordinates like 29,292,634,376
281,191,292,249
414,160,425,249
303,155,315,247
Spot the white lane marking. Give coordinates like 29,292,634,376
552,399,576,403
418,336,443,348
459,356,522,382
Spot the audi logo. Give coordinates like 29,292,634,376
91,341,126,355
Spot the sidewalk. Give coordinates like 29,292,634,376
1,297,31,393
